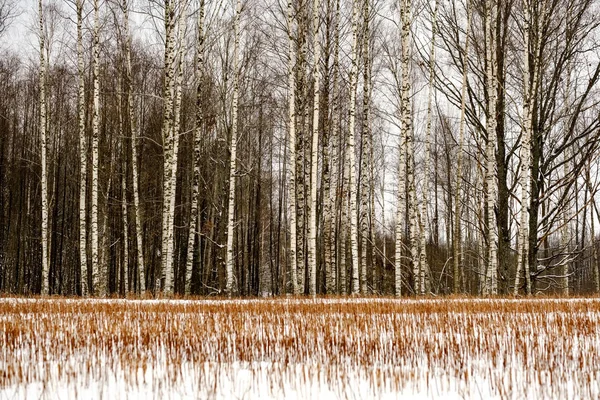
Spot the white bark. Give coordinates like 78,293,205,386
484,0,498,295
307,0,321,296
164,17,185,294
159,0,178,293
39,0,49,295
396,0,412,297
122,0,145,293
514,0,536,296
91,0,102,296
359,0,371,295
225,0,241,295
286,0,299,295
76,0,88,296
453,1,470,295
348,0,360,295
325,0,340,294
418,0,437,295
121,143,129,294
394,132,405,297
185,0,205,294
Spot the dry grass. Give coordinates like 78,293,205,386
1,297,599,399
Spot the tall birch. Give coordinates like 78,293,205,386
225,0,241,295
38,0,49,295
453,1,470,295
359,0,371,294
122,0,145,293
91,0,102,295
164,17,185,294
514,0,541,296
159,0,178,293
348,0,361,295
418,0,437,295
484,0,498,295
307,0,321,296
286,0,299,295
396,0,412,296
186,0,205,294
76,0,88,295
325,0,340,294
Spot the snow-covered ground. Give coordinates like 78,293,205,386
1,297,599,399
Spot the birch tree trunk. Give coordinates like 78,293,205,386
484,0,498,295
394,132,405,297
325,0,340,294
185,0,205,294
164,18,185,294
453,1,470,295
91,0,102,296
159,0,178,293
396,0,412,297
418,0,437,295
514,0,538,296
348,0,360,295
39,0,49,295
122,0,145,293
225,0,241,295
307,0,321,296
121,143,129,294
76,0,88,296
286,0,299,295
295,1,308,294
359,0,371,294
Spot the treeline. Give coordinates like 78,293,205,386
1,0,600,296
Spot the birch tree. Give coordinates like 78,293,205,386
359,0,371,294
395,0,412,297
159,0,179,293
324,0,340,294
225,0,241,295
76,0,88,295
483,0,498,295
514,0,541,296
418,0,437,295
307,0,321,296
38,0,49,295
122,0,145,293
453,0,469,295
91,0,102,295
185,0,205,294
348,0,361,295
286,0,299,295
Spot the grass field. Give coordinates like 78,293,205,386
1,297,599,399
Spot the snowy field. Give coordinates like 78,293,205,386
1,297,599,399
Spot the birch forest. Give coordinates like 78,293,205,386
2,0,600,297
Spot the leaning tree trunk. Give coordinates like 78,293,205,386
225,0,241,296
